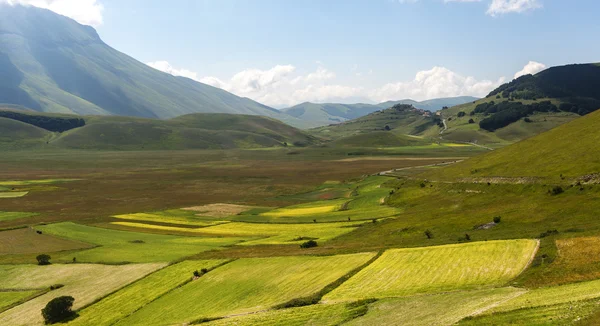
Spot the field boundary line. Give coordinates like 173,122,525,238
513,239,541,281
463,288,528,319
0,289,50,314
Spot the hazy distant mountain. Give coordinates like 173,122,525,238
0,4,308,127
282,96,478,127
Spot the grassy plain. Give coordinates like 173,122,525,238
0,263,164,326
324,240,537,301
0,227,92,256
117,253,374,325
69,260,226,326
0,291,40,312
35,222,244,263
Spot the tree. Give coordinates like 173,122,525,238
468,119,475,124
36,254,51,266
424,230,433,239
41,296,75,324
300,240,318,248
493,216,502,223
384,125,391,131
457,111,466,117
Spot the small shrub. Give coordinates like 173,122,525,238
129,240,145,244
49,284,64,290
424,230,433,239
457,111,466,117
201,268,208,274
465,233,471,241
420,183,426,188
493,216,501,224
193,270,201,277
524,117,532,123
300,240,318,249
549,186,564,195
539,229,559,238
36,230,43,235
36,254,51,266
468,118,475,124
41,296,75,324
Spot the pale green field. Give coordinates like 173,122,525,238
261,200,344,217
36,222,244,263
0,211,37,222
324,240,538,301
0,192,28,198
346,288,524,326
0,291,40,312
205,302,364,326
116,253,375,325
112,220,365,245
0,179,79,186
68,260,226,326
489,278,600,314
113,212,226,226
0,263,164,326
459,299,600,326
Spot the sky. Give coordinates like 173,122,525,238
3,0,600,108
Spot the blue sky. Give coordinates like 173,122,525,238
6,0,600,107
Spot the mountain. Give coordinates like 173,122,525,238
282,97,479,128
428,63,600,146
0,4,309,128
312,104,440,142
425,109,600,180
0,107,317,150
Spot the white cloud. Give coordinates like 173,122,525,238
1,0,104,27
486,0,542,16
369,66,505,103
146,61,200,81
514,61,546,79
145,61,543,108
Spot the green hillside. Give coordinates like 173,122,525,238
283,96,478,128
312,104,439,141
0,109,317,150
427,109,600,180
0,5,307,128
425,63,600,146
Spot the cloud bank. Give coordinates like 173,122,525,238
147,61,540,108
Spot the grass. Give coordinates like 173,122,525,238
35,222,245,263
489,278,600,314
0,211,37,222
112,220,365,246
68,260,226,326
427,109,600,180
204,302,369,326
116,253,375,325
518,236,600,288
181,203,255,218
0,291,40,312
323,240,538,301
458,299,600,326
0,263,164,326
0,227,93,256
346,288,525,326
0,192,28,198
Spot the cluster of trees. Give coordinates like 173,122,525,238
475,101,559,132
0,111,85,132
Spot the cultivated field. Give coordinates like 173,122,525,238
0,212,37,222
324,240,538,301
68,260,226,326
35,222,244,263
112,220,365,246
116,253,375,325
0,228,92,256
0,291,39,312
346,288,525,326
0,263,164,325
113,211,227,226
0,192,28,198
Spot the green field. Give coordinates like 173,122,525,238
113,211,228,226
0,228,92,257
324,240,538,301
35,222,244,263
347,288,524,326
0,179,79,186
459,299,600,326
113,220,365,246
0,192,28,198
116,253,374,325
0,212,37,222
205,302,367,326
0,263,164,325
68,260,226,326
0,291,40,313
